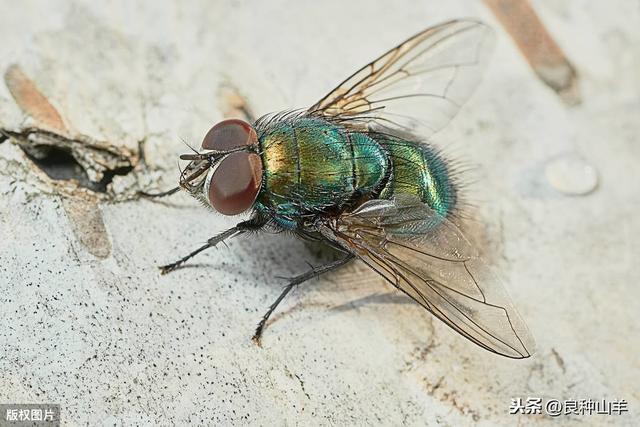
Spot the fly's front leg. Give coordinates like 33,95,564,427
160,219,262,275
253,254,355,344
139,186,181,199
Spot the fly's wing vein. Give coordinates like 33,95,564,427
307,19,495,138
317,195,535,359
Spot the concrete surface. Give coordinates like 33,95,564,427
0,0,638,425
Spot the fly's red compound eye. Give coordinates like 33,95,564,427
202,119,258,151
208,151,262,215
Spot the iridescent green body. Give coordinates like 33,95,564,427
255,116,456,230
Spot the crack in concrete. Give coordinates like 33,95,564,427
1,127,136,188
293,373,311,400
551,347,566,373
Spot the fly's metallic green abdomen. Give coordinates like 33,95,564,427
255,117,456,228
376,134,457,218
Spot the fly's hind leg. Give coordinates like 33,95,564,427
160,219,262,275
252,254,355,344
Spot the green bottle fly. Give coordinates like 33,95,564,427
161,20,535,359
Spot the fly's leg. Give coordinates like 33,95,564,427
139,186,181,198
159,227,241,275
252,254,355,344
160,219,261,275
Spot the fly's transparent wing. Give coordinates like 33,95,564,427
308,20,494,138
317,195,535,358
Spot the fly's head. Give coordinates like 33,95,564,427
179,119,263,215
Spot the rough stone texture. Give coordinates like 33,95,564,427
0,1,638,425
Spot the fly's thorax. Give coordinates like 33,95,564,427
255,116,389,222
